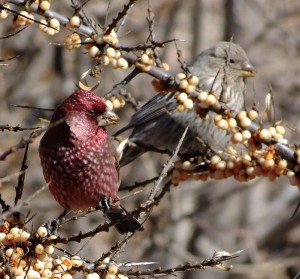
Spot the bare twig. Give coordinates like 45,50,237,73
11,104,54,111
0,124,41,132
118,39,179,52
6,0,94,36
0,171,25,186
0,128,45,161
120,176,159,192
104,68,140,99
148,126,188,200
146,0,162,67
105,0,140,35
14,137,30,205
70,0,92,27
124,251,240,278
0,194,10,212
0,26,27,39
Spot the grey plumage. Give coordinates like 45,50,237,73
116,42,255,166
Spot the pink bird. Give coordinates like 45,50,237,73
39,90,142,234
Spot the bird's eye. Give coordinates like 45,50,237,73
229,59,235,63
86,109,97,117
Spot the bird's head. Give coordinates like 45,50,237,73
48,90,119,142
214,41,256,78
191,41,256,79
52,89,119,127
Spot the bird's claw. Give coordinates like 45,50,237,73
99,197,113,215
43,209,68,235
44,219,61,236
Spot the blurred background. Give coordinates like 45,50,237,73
0,1,300,278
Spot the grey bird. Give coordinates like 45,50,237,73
116,41,256,166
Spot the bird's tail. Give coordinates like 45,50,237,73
106,205,144,234
119,144,145,167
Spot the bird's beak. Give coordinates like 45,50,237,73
97,108,119,126
241,62,256,78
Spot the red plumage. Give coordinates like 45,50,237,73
39,90,142,233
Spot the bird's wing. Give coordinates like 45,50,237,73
115,93,176,135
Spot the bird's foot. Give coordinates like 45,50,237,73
99,197,113,215
43,209,68,235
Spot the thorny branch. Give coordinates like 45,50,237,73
104,68,140,99
120,176,159,192
0,1,298,219
1,0,299,197
0,128,46,161
0,194,10,212
14,142,29,205
0,26,27,39
4,1,94,36
105,0,140,35
0,124,41,132
148,127,188,201
101,131,188,261
0,171,25,186
44,181,172,245
100,252,239,278
145,2,162,67
70,0,91,27
0,118,67,161
125,257,232,278
0,1,299,278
